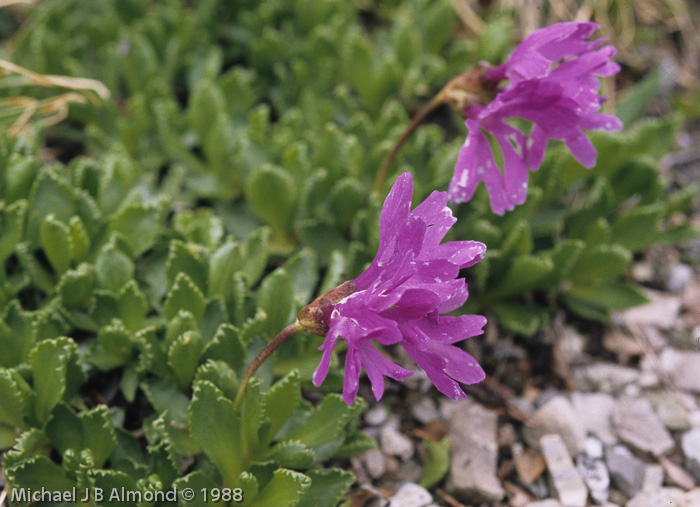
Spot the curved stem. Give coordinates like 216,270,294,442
372,93,445,194
233,322,303,410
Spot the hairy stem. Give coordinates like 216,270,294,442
372,93,444,193
233,322,302,410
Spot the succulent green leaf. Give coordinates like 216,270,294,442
246,166,297,240
0,199,27,264
30,337,83,424
6,456,76,492
88,470,139,507
117,280,148,332
0,421,16,450
208,240,243,298
68,216,90,263
269,440,315,469
45,403,117,468
257,269,295,338
194,360,239,402
110,203,161,256
58,263,96,309
295,468,356,507
247,469,311,507
202,324,247,373
39,215,72,274
89,320,136,370
166,240,208,294
263,370,302,440
168,330,205,389
285,394,355,448
569,244,632,284
610,204,664,252
420,436,451,489
567,282,649,313
283,249,319,306
188,380,243,487
164,272,206,321
173,471,225,507
95,242,135,293
492,302,549,337
141,377,190,425
0,369,29,430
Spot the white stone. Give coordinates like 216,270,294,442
388,483,433,507
540,434,588,507
380,427,414,461
571,392,617,446
447,401,505,502
523,396,586,455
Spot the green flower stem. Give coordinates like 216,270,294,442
372,93,445,194
233,321,303,410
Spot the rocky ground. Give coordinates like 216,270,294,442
345,154,700,506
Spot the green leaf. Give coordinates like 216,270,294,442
28,168,77,243
257,269,295,338
263,370,302,440
329,178,366,230
89,470,139,507
0,369,29,430
241,227,270,288
164,272,207,321
319,250,346,294
610,204,664,252
168,330,205,389
189,79,227,142
492,302,549,337
174,208,224,249
295,468,355,507
0,199,27,264
109,203,161,256
45,403,117,468
189,380,243,487
490,255,553,297
118,280,148,332
567,282,649,313
202,324,247,373
283,249,319,306
68,216,90,263
246,166,297,239
141,377,190,425
166,240,208,294
285,394,355,448
6,456,76,491
569,244,632,283
95,242,135,292
89,320,136,370
30,337,83,424
194,360,239,402
0,302,35,367
0,421,17,449
420,437,451,489
535,240,585,291
241,379,264,464
39,215,72,275
615,70,661,125
269,441,315,469
58,263,96,309
209,240,243,297
298,220,349,265
173,471,226,507
248,469,311,507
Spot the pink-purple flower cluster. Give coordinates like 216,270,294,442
310,173,487,404
448,22,623,215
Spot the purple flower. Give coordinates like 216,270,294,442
448,22,623,215
307,173,486,405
